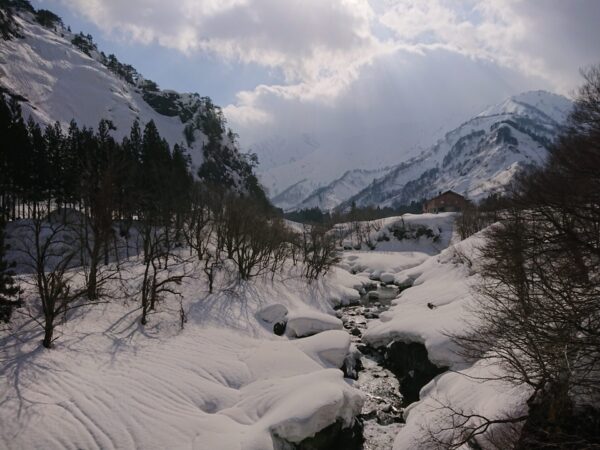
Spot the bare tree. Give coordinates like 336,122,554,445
442,65,600,449
425,399,527,450
13,218,107,348
182,184,212,262
137,221,187,326
301,224,340,280
218,195,292,281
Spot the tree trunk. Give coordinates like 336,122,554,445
88,248,99,300
149,260,157,311
43,315,54,348
140,260,151,325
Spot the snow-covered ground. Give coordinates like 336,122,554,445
0,253,367,450
1,213,530,449
363,232,484,366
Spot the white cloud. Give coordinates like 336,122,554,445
56,0,600,193
62,0,599,104
378,0,600,94
61,0,381,83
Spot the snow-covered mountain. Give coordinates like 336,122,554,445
253,133,321,175
273,166,394,212
0,2,257,193
270,179,317,212
339,90,572,210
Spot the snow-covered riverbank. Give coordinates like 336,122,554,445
1,213,529,449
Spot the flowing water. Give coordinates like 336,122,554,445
338,283,406,449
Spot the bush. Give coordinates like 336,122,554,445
300,225,339,280
35,9,62,28
389,220,437,241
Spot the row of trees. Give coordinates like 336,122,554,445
284,200,423,226
0,96,192,223
0,95,340,347
435,66,600,449
10,185,340,341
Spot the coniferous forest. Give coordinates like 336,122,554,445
0,95,192,222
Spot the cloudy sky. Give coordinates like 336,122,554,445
33,0,600,194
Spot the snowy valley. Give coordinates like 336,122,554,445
2,209,499,450
1,1,599,450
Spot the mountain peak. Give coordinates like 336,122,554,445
478,90,572,124
335,90,573,211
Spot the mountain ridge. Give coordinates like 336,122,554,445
0,1,263,197
339,89,571,210
272,165,395,212
276,90,571,212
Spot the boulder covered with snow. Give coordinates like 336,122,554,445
367,290,380,300
286,310,343,338
293,330,352,369
236,369,363,445
369,270,383,281
380,272,396,284
257,303,288,324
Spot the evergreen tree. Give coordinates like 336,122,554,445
0,215,20,322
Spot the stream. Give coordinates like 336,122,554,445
338,283,406,450
292,280,446,449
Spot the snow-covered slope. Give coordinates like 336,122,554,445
274,166,394,212
343,90,572,208
0,12,188,154
270,178,319,212
0,242,368,449
477,90,571,123
0,4,255,191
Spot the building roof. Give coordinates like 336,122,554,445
426,190,465,203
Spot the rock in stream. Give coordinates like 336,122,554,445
339,288,405,449
338,282,448,449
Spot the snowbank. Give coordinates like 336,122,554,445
363,232,484,367
356,228,533,448
292,330,351,368
394,360,531,449
257,303,289,325
223,369,362,447
336,213,456,253
342,251,430,279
